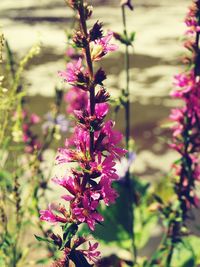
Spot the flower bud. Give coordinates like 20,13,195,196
73,31,87,48
84,4,93,19
95,87,110,103
94,68,106,85
89,21,103,42
120,0,134,10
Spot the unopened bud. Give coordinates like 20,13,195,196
94,68,107,85
120,0,134,10
73,31,87,48
89,21,103,41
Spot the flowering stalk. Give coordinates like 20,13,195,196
148,1,200,265
39,1,126,265
170,0,200,229
166,1,200,263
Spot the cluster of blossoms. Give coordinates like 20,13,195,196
170,0,200,217
40,1,126,265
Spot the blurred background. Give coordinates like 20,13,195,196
0,0,193,263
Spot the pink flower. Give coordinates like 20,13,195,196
95,103,109,119
52,176,77,196
90,31,118,61
81,242,101,263
100,120,127,158
58,58,88,89
171,72,195,98
30,113,40,124
169,108,184,122
73,195,104,231
64,87,88,114
56,128,90,163
56,148,81,163
58,58,82,83
40,204,68,224
89,154,119,180
66,47,76,57
99,176,118,205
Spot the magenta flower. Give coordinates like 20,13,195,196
100,120,127,158
40,204,68,224
56,148,80,163
99,175,118,205
64,87,88,114
171,72,195,98
73,195,104,231
95,103,109,119
56,129,90,164
81,242,101,262
90,31,118,61
52,176,77,196
58,58,89,90
89,154,118,180
58,58,82,83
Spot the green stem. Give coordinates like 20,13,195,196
122,6,130,152
166,244,174,267
121,5,137,263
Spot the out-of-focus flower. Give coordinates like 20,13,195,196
64,87,88,114
42,112,69,134
115,152,136,179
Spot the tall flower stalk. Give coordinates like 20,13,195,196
167,0,200,263
170,0,200,220
39,1,126,265
147,1,200,266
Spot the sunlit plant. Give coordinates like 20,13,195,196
38,0,127,266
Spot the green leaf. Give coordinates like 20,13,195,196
34,235,54,245
36,258,50,265
61,223,78,249
0,257,6,267
134,208,157,249
91,181,133,250
129,31,136,42
168,235,200,267
0,170,12,191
